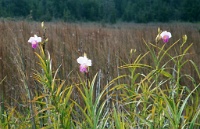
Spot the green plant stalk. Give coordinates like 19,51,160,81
159,84,199,128
34,43,75,128
33,45,53,126
24,80,36,129
113,105,125,129
189,108,200,129
13,46,36,129
120,52,150,114
0,76,6,124
74,73,124,128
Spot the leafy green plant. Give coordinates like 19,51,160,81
118,29,200,129
72,73,111,129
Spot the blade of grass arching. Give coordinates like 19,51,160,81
160,85,199,128
189,60,200,79
181,43,193,60
35,50,51,76
119,51,150,79
34,52,46,70
180,35,187,48
143,39,158,67
99,115,110,129
76,79,97,121
55,80,65,97
6,107,16,128
34,51,53,91
61,104,74,128
96,70,101,101
106,75,127,87
134,113,154,129
150,39,180,66
32,94,49,103
90,74,105,121
1,110,9,129
177,85,199,124
176,58,190,69
159,68,173,78
88,73,98,104
113,105,125,129
77,74,125,128
75,85,92,113
53,83,73,128
189,108,200,129
78,74,103,128
134,52,149,63
57,84,73,122
0,76,6,84
33,71,47,85
94,84,117,127
72,100,93,128
95,99,108,128
149,42,166,59
140,69,157,83
151,105,157,127
119,63,152,69
159,88,177,128
60,86,73,104
175,44,193,73
44,61,53,87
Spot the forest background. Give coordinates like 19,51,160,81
0,0,200,23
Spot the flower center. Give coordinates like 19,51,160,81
32,40,38,45
162,35,169,43
31,40,38,49
79,64,88,73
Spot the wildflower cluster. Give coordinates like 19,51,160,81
28,34,92,73
28,30,171,73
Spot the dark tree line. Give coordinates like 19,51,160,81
0,0,200,23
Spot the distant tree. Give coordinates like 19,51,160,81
150,0,172,22
168,0,182,21
63,8,73,22
0,0,14,17
67,0,82,20
100,0,117,23
80,0,99,21
181,0,200,22
122,1,134,22
11,0,30,17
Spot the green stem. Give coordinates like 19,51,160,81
24,80,36,129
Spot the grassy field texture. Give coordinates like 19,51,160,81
0,21,200,128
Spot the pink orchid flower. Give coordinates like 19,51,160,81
28,35,42,49
77,54,92,73
160,31,172,43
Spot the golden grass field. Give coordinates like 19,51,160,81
0,20,200,106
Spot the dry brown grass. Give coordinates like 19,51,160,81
0,20,200,106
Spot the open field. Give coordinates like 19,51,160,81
1,21,200,98
0,21,200,128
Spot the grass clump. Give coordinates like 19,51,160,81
0,23,199,129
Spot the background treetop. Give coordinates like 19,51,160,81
0,0,200,23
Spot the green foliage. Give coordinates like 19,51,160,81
117,29,200,128
0,0,200,23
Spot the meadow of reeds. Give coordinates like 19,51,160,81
0,20,200,128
